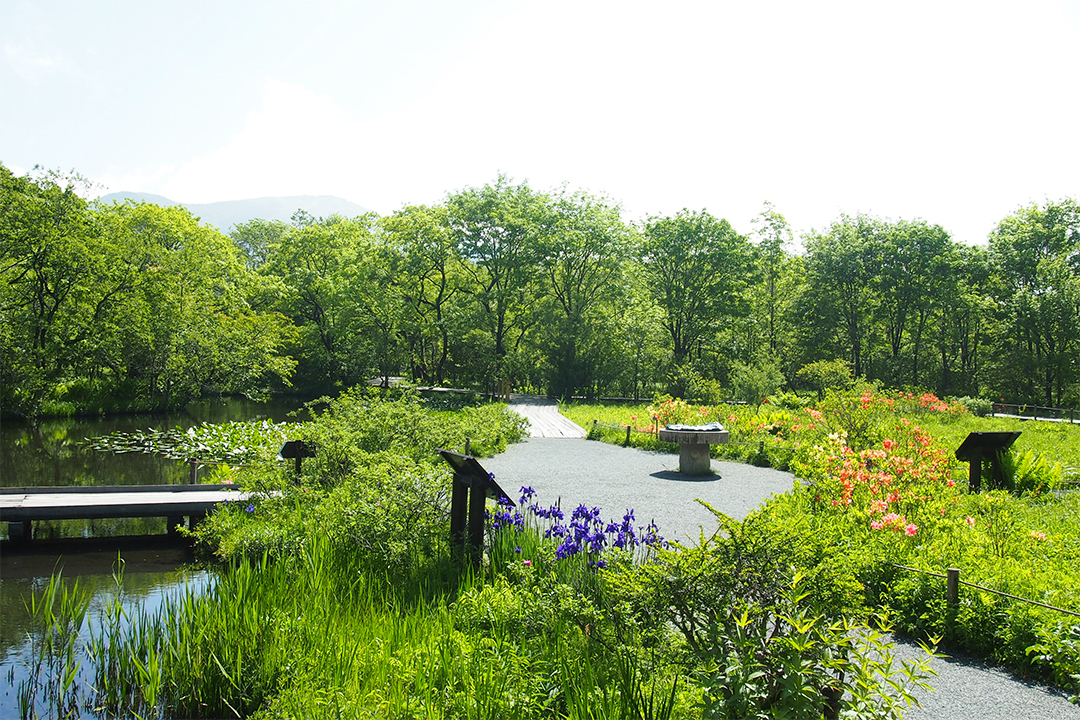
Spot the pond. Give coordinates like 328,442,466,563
0,396,308,717
1,396,310,540
1,537,212,718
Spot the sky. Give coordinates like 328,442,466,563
2,0,1078,245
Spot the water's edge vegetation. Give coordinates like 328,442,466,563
11,387,1080,718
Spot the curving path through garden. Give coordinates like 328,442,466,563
483,435,1080,720
506,395,587,438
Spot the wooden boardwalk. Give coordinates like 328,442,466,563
1,484,254,541
507,395,587,438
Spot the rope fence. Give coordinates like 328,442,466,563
590,419,797,453
890,563,1080,619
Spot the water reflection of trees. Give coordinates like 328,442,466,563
1,397,307,489
0,559,206,664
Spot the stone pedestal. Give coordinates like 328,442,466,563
657,428,730,475
679,443,712,474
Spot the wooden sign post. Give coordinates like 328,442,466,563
437,449,515,563
280,440,317,480
954,431,1021,491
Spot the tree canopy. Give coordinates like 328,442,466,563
3,163,1078,416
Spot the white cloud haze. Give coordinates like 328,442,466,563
2,0,1077,244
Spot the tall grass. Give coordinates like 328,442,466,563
17,570,91,720
75,531,687,719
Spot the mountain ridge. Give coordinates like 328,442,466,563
98,192,370,231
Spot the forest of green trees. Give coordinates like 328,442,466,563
2,163,1078,419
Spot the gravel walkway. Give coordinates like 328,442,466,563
482,437,1080,720
482,437,792,542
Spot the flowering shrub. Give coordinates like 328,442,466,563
647,394,696,426
792,417,958,539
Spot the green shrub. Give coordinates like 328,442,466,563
730,360,785,406
954,395,993,417
795,359,854,399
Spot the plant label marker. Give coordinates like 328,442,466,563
437,449,515,563
280,440,316,480
954,432,1021,492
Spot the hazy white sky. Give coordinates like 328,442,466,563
2,0,1078,244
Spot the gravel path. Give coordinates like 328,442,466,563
482,437,793,543
482,437,1080,720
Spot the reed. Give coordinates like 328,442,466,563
18,570,92,719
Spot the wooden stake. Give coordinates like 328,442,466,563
947,568,960,608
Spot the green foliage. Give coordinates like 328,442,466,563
640,209,755,365
81,419,290,465
795,359,853,399
0,165,297,417
986,199,1080,407
729,360,785,406
666,363,725,404
695,585,936,720
189,390,527,569
259,210,388,391
17,571,92,719
7,161,1077,411
954,395,993,416
1000,447,1064,495
606,505,865,653
605,507,933,720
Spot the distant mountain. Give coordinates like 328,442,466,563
98,193,370,231
102,191,178,207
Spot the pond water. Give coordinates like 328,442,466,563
0,396,308,716
1,396,311,540
1,537,212,718
2,396,310,488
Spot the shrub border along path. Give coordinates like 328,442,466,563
482,436,1080,720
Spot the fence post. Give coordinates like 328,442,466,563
464,437,471,456
653,416,658,436
189,459,198,484
947,568,960,609
625,425,632,446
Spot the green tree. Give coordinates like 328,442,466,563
932,244,991,397
749,201,796,358
1,164,296,416
446,176,546,386
381,204,462,385
535,189,631,398
800,215,881,378
262,211,381,390
231,218,290,270
987,199,1080,405
2,166,97,416
100,201,296,409
873,218,955,385
639,209,753,365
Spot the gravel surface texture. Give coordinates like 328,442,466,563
482,437,794,543
482,437,1080,720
